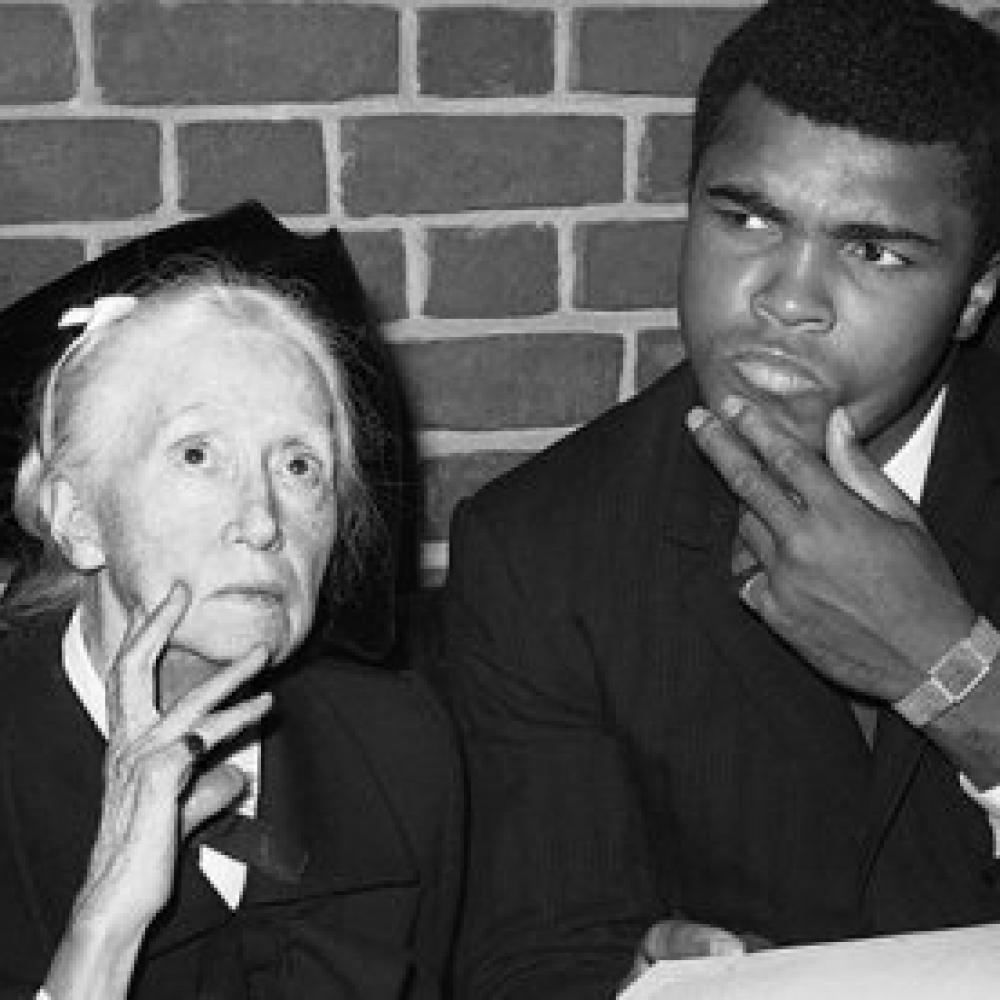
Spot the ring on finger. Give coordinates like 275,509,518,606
740,571,766,604
182,730,208,761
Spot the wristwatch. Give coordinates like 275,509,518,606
893,617,1000,727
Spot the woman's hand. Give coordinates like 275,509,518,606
44,581,273,999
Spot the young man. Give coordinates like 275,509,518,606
442,1,1000,996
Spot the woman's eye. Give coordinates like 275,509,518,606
182,444,208,466
283,451,325,488
175,439,214,469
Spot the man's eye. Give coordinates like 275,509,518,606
845,241,908,269
718,207,770,232
738,212,769,231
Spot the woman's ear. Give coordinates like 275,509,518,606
40,475,105,572
956,255,1000,342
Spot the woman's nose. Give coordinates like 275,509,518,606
751,239,835,335
224,473,283,551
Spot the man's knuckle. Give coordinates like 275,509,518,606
771,443,802,479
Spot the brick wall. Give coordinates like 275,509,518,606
1,0,997,586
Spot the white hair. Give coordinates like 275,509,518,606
6,268,385,620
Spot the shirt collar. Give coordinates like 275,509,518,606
881,387,947,505
63,607,108,737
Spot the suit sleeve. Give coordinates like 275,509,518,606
443,498,660,1000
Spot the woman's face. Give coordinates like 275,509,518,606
83,301,340,667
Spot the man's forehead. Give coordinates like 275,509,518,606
699,87,972,228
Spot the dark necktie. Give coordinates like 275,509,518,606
197,810,309,884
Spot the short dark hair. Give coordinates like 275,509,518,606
691,0,1000,260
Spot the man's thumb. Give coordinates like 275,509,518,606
825,407,920,524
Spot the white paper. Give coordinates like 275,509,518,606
620,922,1000,1000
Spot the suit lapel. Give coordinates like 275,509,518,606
861,347,1000,872
922,348,1000,614
668,427,873,797
241,663,418,907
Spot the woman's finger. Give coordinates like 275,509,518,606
111,582,191,732
104,605,142,734
157,645,271,745
182,693,273,770
181,764,251,838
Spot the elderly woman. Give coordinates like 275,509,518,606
0,266,461,998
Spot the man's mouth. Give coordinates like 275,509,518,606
732,354,825,397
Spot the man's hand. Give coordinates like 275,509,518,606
686,396,975,704
619,918,770,993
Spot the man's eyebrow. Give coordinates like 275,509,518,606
704,184,787,224
705,182,942,248
829,221,942,249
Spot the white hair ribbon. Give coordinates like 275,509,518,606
57,293,139,333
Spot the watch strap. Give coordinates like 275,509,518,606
893,617,1000,728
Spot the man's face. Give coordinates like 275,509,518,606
679,86,998,460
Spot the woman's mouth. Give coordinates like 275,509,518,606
211,586,285,608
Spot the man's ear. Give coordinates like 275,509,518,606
39,475,105,572
956,254,1000,342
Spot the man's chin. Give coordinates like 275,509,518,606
711,386,830,455
766,406,828,455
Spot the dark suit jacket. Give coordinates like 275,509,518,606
0,616,463,998
443,346,1000,999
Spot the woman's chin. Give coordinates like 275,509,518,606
180,609,293,665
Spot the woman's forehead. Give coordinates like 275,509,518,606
95,300,335,435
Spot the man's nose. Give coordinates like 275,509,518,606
224,470,283,551
751,238,835,334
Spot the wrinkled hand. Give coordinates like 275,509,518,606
687,397,975,703
73,581,273,934
619,918,769,992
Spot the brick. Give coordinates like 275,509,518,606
95,4,397,104
636,328,686,392
178,121,326,214
422,451,531,540
419,8,553,97
0,240,85,310
342,116,623,217
0,6,76,103
425,225,557,319
0,120,160,223
640,115,693,203
575,221,685,310
574,8,749,96
342,229,406,322
393,333,623,430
